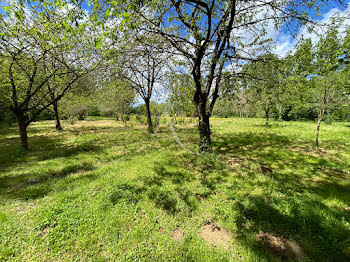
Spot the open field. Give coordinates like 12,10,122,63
0,118,349,261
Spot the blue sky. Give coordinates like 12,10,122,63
275,0,350,56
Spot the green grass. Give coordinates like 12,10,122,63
0,118,349,261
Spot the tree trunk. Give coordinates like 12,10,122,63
15,110,29,150
182,112,185,125
116,114,119,121
174,112,177,125
53,101,62,131
265,109,270,125
315,113,324,149
277,105,283,122
122,114,126,124
145,99,153,133
198,113,212,153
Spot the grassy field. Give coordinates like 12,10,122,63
0,118,349,261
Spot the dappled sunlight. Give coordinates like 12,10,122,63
0,118,349,261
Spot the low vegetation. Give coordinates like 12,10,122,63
1,118,349,261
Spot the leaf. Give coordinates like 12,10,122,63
2,6,11,12
94,37,103,49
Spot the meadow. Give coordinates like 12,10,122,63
0,118,349,261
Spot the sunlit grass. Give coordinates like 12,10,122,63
0,118,349,261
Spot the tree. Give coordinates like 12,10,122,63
0,1,97,149
313,27,344,147
126,0,345,152
96,80,135,122
288,28,346,148
167,73,196,124
242,54,284,125
114,34,170,133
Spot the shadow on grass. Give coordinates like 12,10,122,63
142,131,350,261
214,132,350,261
139,153,229,215
233,193,350,262
0,162,96,200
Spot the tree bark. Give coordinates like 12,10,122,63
182,112,185,125
15,110,29,150
265,108,270,125
198,112,212,153
315,112,324,149
145,98,153,133
53,101,62,131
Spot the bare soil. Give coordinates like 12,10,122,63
200,222,232,249
257,231,305,260
171,229,184,242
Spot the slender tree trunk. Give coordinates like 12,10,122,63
182,112,185,125
316,112,325,149
174,112,177,125
277,105,283,122
116,114,119,121
265,109,270,125
53,101,62,131
145,98,153,133
122,114,126,124
15,110,29,150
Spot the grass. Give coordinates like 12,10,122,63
0,118,349,261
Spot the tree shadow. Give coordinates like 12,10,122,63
211,132,350,261
140,153,229,214
0,162,96,200
233,193,350,262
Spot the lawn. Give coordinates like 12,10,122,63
0,118,349,261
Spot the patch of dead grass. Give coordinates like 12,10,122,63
257,231,305,260
200,222,232,249
171,229,184,242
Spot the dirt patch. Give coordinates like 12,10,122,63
171,229,184,242
227,158,241,168
258,165,273,174
13,202,36,214
200,222,232,249
40,226,51,238
257,232,305,260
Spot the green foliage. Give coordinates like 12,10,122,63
95,80,135,120
167,73,196,117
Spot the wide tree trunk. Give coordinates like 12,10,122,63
145,98,153,133
198,112,212,153
15,110,29,150
53,101,62,131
